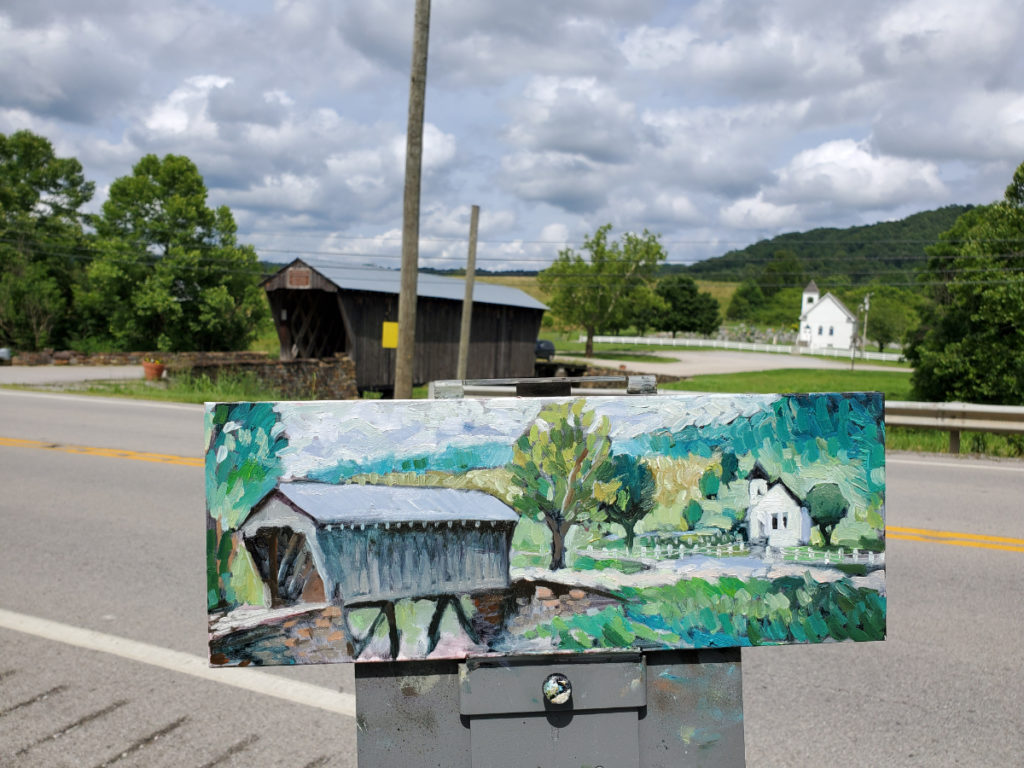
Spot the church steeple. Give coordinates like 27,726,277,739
801,280,820,312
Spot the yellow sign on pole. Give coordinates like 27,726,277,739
382,322,399,349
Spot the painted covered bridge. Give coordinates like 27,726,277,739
240,482,520,608
263,259,548,395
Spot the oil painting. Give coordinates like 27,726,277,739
206,393,886,666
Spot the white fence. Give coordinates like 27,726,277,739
585,335,905,363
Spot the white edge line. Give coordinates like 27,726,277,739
886,456,1024,473
0,389,202,412
0,608,356,718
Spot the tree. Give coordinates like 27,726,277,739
907,161,1024,404
539,224,666,356
594,454,656,552
80,154,266,351
805,483,848,547
509,400,611,569
725,280,766,321
759,249,805,297
0,130,94,349
655,274,721,336
626,283,668,337
206,402,288,610
861,291,919,352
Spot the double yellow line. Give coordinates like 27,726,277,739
0,436,203,468
887,526,1024,553
3,435,1023,554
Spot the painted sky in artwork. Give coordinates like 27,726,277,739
276,393,779,480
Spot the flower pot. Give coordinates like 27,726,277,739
142,361,166,381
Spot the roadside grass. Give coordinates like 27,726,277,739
887,427,1024,458
661,368,915,402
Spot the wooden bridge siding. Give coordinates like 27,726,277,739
316,525,516,604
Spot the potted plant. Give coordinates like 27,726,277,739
142,356,166,381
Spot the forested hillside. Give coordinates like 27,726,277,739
677,205,972,288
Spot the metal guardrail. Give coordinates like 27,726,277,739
431,380,1024,454
885,400,1024,452
585,334,905,363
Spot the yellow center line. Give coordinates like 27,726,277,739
2,435,1021,554
887,525,1024,553
0,435,202,468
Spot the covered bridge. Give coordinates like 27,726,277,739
240,482,520,608
263,259,548,394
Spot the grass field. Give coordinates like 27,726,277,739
662,368,915,402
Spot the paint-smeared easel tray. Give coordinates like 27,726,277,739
206,393,885,666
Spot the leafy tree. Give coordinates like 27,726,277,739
861,291,919,352
80,154,266,351
594,454,656,552
907,162,1024,404
0,130,94,349
539,224,666,356
805,483,848,546
683,498,704,529
759,249,805,297
725,280,766,321
699,467,720,499
626,282,669,336
206,402,288,610
509,400,611,569
655,274,720,336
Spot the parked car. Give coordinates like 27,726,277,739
534,339,555,361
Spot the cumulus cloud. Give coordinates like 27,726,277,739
3,0,1024,267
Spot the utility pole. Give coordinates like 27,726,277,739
456,204,480,380
394,0,431,399
860,293,871,353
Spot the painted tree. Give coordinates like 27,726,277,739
805,483,848,547
509,400,611,569
205,402,288,610
539,224,666,356
594,454,656,553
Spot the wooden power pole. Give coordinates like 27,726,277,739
456,204,480,380
394,0,431,399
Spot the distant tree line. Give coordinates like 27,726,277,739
0,129,267,353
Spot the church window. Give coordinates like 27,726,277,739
829,326,834,336
818,326,823,335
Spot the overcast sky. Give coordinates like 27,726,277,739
4,1,1024,271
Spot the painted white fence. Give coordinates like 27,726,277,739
585,334,904,363
776,546,885,566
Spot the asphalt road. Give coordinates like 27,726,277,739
1,389,1022,767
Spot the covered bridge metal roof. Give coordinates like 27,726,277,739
276,482,520,526
293,261,548,311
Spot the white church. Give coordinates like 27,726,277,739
746,464,812,548
797,280,856,351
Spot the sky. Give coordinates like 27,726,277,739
4,1,1024,272
275,393,777,479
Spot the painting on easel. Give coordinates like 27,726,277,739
206,393,885,666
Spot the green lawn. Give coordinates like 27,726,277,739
661,368,914,402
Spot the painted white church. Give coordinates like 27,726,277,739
798,280,856,351
746,463,812,548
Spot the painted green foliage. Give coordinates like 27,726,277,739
509,400,611,570
805,483,849,546
205,402,288,610
595,454,657,553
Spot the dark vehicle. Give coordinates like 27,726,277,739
534,339,555,361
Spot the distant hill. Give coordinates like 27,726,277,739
676,205,972,288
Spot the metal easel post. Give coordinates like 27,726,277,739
355,377,745,767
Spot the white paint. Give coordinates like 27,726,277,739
0,608,357,717
748,479,812,547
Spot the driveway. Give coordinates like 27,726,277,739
0,365,144,385
562,349,908,377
